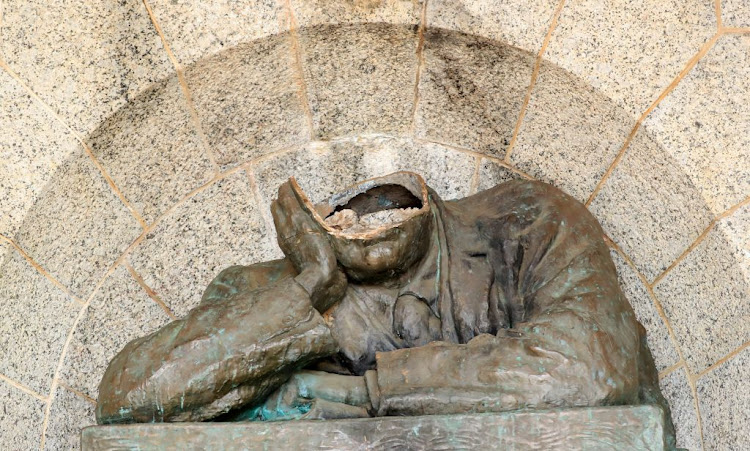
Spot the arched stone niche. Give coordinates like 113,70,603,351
1,23,747,450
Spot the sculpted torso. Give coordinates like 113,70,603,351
96,172,675,445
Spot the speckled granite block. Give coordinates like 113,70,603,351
476,159,523,193
1,0,173,135
44,385,96,451
644,35,750,215
0,247,79,394
509,61,635,203
659,367,702,451
415,30,535,158
723,0,750,27
426,0,558,52
0,70,80,239
0,381,46,450
654,215,750,374
129,171,279,317
297,24,418,139
697,346,750,450
545,0,715,118
609,250,679,372
147,0,287,66
589,130,714,282
290,0,421,27
184,35,309,168
60,265,172,400
12,152,144,300
87,76,214,225
717,203,749,282
252,135,477,232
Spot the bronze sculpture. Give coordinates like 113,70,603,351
96,172,675,448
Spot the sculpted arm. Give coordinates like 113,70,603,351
96,181,347,424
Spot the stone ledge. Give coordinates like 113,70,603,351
82,405,666,450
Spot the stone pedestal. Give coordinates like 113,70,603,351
82,405,666,450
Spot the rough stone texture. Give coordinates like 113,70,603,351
475,159,523,193
659,367,702,451
590,129,714,282
87,76,215,225
0,381,46,450
291,0,421,27
415,29,535,158
44,386,96,451
697,346,750,450
252,135,477,235
297,24,419,139
509,61,635,203
545,0,716,119
82,407,667,450
654,213,750,374
0,0,173,135
11,152,144,300
644,35,750,215
146,0,287,66
718,202,750,282
426,0,559,53
60,265,172,399
129,171,279,318
0,70,80,239
0,246,80,394
609,250,680,372
184,35,309,168
723,0,750,27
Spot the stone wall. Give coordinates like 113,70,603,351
1,1,748,449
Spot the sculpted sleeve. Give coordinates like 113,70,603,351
96,276,337,424
372,180,643,416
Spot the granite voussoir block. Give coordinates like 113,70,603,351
12,151,144,300
544,0,715,119
589,129,714,282
654,206,750,374
44,385,96,451
0,246,80,394
659,367,702,450
290,0,421,27
184,34,309,169
0,380,46,450
87,75,215,225
415,30,535,158
0,70,81,240
146,0,288,67
297,23,419,139
609,250,680,372
426,0,558,53
697,346,750,450
0,0,173,135
509,61,635,203
128,171,280,318
643,35,750,215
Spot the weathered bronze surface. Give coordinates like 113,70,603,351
83,406,665,450
96,172,676,448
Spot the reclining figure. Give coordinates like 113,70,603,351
96,172,674,446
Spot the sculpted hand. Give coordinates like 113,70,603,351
271,179,347,312
254,371,372,421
